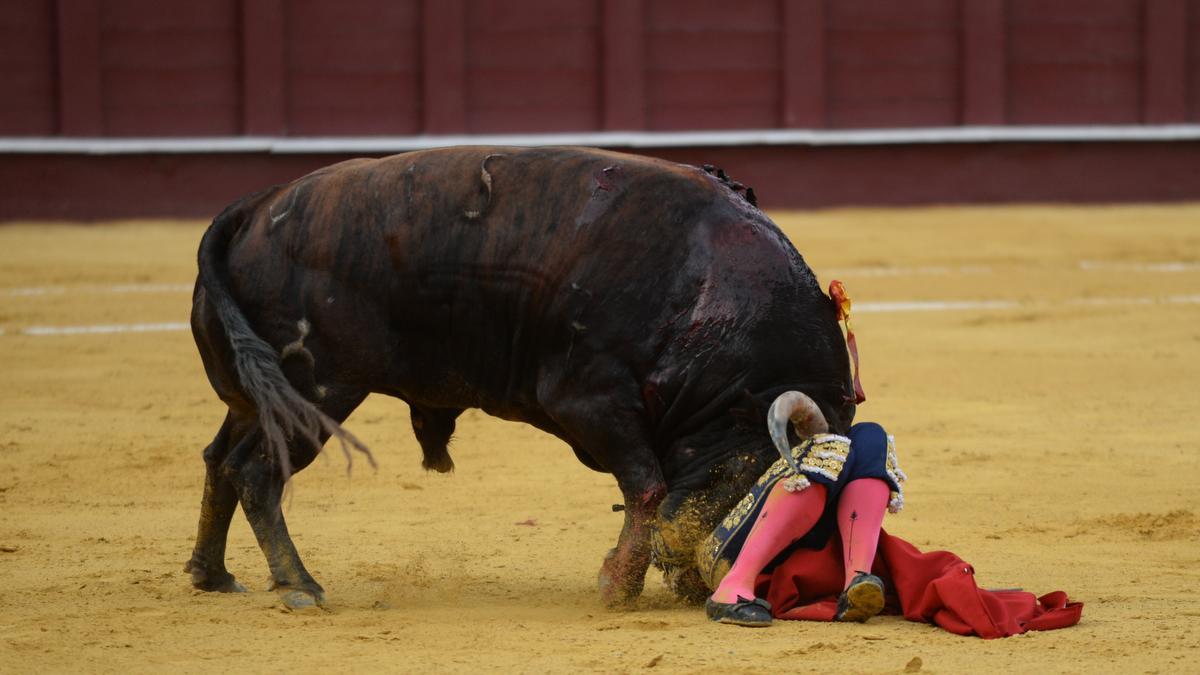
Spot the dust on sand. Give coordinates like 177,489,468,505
1,205,1198,673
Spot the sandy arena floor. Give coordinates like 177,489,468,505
1,205,1198,673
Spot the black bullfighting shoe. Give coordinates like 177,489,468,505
835,572,885,623
705,595,773,627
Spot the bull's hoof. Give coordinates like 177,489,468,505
185,560,247,593
598,548,643,609
421,454,455,474
213,577,248,593
192,577,248,593
598,576,636,609
267,576,326,611
279,588,325,612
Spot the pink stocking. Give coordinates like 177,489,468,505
837,478,890,589
711,482,828,603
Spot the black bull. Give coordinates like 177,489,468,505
186,146,856,610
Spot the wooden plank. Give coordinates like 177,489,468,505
0,0,53,27
105,105,240,136
468,0,597,31
288,108,421,136
827,99,960,128
468,70,598,107
647,33,781,70
102,0,236,29
56,0,103,135
1008,63,1141,123
102,31,239,69
827,0,958,28
422,0,466,133
782,0,825,128
240,0,286,135
1006,1,1143,124
1008,25,1141,63
286,0,419,30
287,30,419,72
826,65,957,127
285,0,421,135
1192,0,1200,121
1143,0,1187,123
1007,0,1138,24
961,0,1005,125
468,31,598,70
647,0,777,31
467,107,598,133
602,0,644,130
288,72,420,106
104,67,240,107
648,71,780,105
285,94,418,132
827,28,959,65
97,0,239,137
649,105,780,131
828,64,958,101
820,3,958,128
0,0,57,134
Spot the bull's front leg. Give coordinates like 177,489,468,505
602,470,667,607
540,368,666,607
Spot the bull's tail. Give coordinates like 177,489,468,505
197,196,374,481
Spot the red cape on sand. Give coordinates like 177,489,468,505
757,530,1083,638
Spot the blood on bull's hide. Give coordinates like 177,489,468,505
185,146,856,610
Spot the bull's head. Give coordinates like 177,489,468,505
655,390,836,600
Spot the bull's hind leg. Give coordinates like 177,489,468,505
409,405,462,473
185,412,251,593
231,386,367,610
541,370,666,607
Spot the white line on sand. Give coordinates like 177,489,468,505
827,260,1200,278
8,295,1199,337
826,265,993,277
20,322,190,336
2,284,192,297
1078,261,1200,273
1065,294,1200,307
855,296,1200,313
3,286,66,296
855,300,1020,313
104,283,194,293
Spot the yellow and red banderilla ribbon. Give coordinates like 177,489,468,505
828,280,866,404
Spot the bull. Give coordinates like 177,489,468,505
185,146,856,610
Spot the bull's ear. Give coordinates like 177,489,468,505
766,391,829,458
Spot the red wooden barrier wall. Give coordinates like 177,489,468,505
3,0,1196,137
1,0,1197,217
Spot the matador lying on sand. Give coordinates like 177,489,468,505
698,394,1082,637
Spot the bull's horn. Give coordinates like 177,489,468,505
766,391,830,462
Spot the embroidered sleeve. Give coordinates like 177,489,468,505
885,433,907,513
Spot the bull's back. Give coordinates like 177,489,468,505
220,147,741,412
